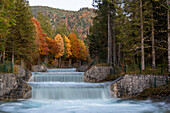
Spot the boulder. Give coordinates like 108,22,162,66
16,66,32,80
32,65,47,72
84,66,112,82
0,73,31,100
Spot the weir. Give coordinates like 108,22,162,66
28,68,111,100
1,68,169,113
29,72,84,82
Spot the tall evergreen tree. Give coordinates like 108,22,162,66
37,11,53,38
0,0,15,63
89,0,115,64
6,0,35,66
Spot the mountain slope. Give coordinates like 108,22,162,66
30,6,95,39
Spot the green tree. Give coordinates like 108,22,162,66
0,0,15,62
37,11,53,38
88,0,109,62
6,0,36,67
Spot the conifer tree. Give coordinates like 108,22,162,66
37,11,53,38
0,0,15,62
6,0,36,66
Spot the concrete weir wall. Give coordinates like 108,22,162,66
110,74,170,98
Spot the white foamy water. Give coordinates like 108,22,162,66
0,68,169,113
0,99,169,113
29,72,84,82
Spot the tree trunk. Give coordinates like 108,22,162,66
113,19,116,66
69,59,72,67
107,3,112,66
3,51,5,63
59,57,61,67
0,52,2,63
12,52,14,65
79,60,82,66
38,55,41,65
140,0,145,70
44,55,48,64
167,0,170,72
118,44,121,67
112,1,116,66
151,13,156,68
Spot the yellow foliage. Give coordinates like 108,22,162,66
64,36,72,58
46,36,52,41
13,65,20,75
54,34,65,58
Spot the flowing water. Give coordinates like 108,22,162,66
0,68,169,113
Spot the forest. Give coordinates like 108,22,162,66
31,6,95,40
0,0,170,74
88,0,170,74
0,0,89,70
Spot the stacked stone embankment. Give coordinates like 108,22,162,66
110,74,170,98
83,66,170,99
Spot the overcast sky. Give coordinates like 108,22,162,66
28,0,94,11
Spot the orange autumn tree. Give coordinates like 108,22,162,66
46,36,59,65
64,36,72,58
32,18,40,47
40,33,50,55
78,39,88,60
32,18,50,64
68,33,81,60
46,36,59,55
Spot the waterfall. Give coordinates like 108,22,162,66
29,72,84,82
28,68,111,100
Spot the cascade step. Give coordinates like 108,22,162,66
28,68,111,100
27,82,110,88
29,72,84,82
47,68,76,72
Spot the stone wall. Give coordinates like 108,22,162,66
110,74,170,98
84,66,112,82
0,66,32,100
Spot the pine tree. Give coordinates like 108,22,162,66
89,0,109,62
0,0,15,62
37,11,53,38
6,0,36,66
